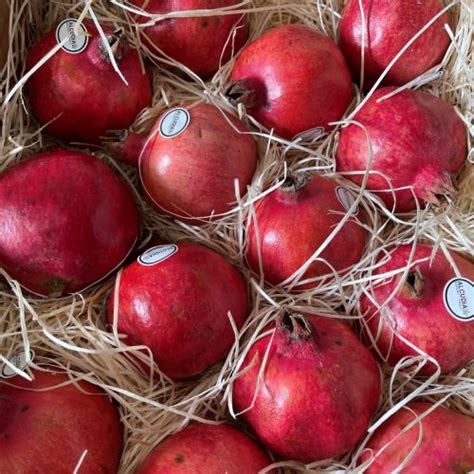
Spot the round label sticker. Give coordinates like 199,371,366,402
56,19,89,54
138,244,179,266
1,350,35,378
336,186,359,214
443,278,474,322
159,108,190,138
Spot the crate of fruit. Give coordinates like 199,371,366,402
0,0,472,472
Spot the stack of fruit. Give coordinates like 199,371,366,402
0,0,472,473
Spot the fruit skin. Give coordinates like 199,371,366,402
363,402,474,473
0,149,139,297
26,20,152,144
140,103,257,223
108,242,249,380
0,370,122,474
339,0,451,87
229,24,352,140
232,310,381,462
136,422,273,473
360,243,474,375
246,173,366,289
336,87,466,212
132,0,248,78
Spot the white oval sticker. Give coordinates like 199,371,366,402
1,350,35,378
443,278,474,322
56,19,89,55
138,244,179,266
336,186,359,214
159,108,190,138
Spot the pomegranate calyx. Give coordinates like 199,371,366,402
278,309,312,340
103,130,147,167
226,79,258,108
416,171,456,207
281,171,312,193
98,28,128,63
402,268,425,298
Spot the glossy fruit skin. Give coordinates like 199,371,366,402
132,0,248,78
0,149,139,297
336,87,466,212
26,20,152,144
363,402,474,473
108,243,249,380
0,370,122,474
140,104,257,223
360,243,474,375
230,24,352,140
339,0,451,87
246,173,366,289
233,311,381,462
136,422,273,473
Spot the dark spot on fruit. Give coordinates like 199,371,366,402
201,18,209,27
335,340,342,346
4,433,9,439
20,404,29,412
175,454,185,464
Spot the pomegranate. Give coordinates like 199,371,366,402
0,370,122,473
360,243,474,374
228,24,352,140
105,130,147,167
336,87,466,212
139,104,257,223
108,242,249,380
363,402,474,472
246,172,366,289
26,19,152,144
339,0,451,87
233,310,381,462
132,0,248,78
136,422,273,473
0,149,139,297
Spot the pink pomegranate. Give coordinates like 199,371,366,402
228,24,353,140
361,243,474,374
233,310,381,462
139,104,257,223
136,422,273,473
132,0,248,78
0,149,139,297
363,402,474,473
0,370,122,473
246,172,366,289
339,0,451,87
108,242,249,380
26,20,152,144
336,87,466,212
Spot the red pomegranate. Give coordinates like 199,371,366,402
360,243,474,374
0,370,122,473
108,242,249,380
336,87,466,212
363,402,474,473
139,103,257,223
136,422,273,473
132,0,248,78
26,19,152,144
246,172,366,289
228,24,353,140
339,0,451,87
0,149,139,297
232,310,381,462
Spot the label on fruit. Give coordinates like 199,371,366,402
138,244,179,266
159,108,190,138
336,186,359,215
1,350,35,378
443,278,474,322
56,19,89,54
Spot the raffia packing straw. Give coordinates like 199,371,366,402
0,0,473,472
